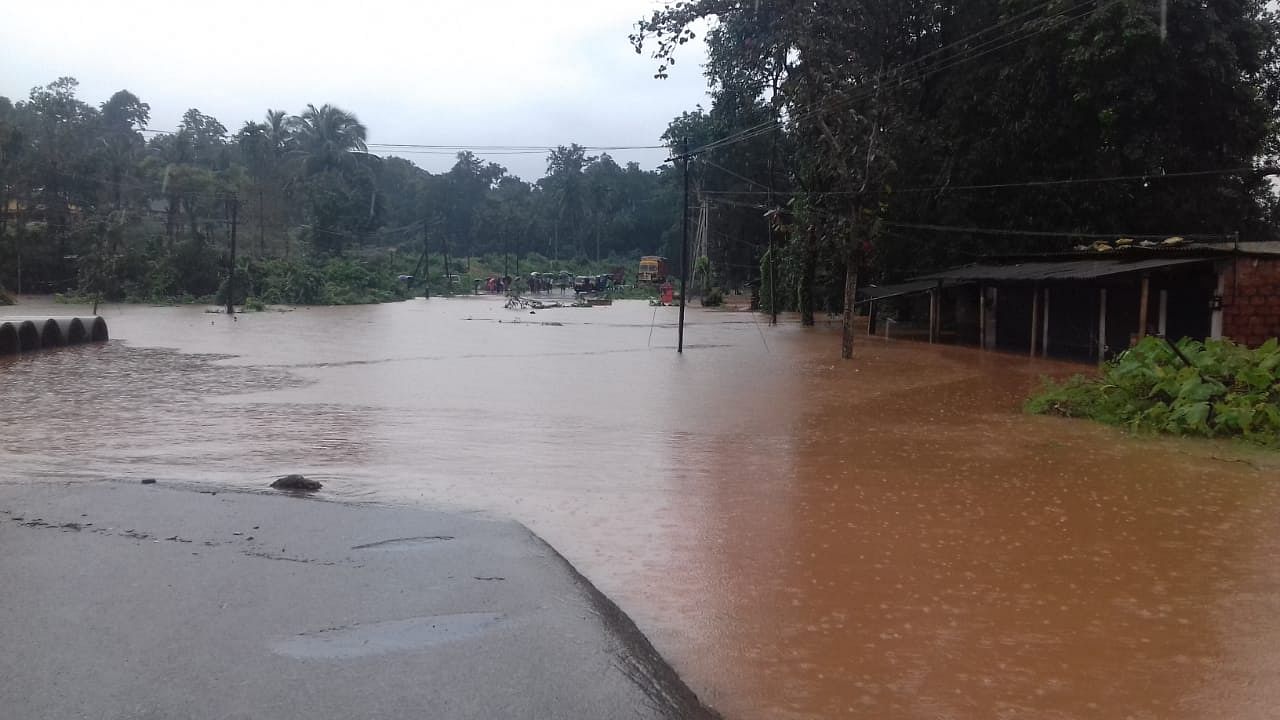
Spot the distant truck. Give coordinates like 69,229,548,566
637,256,668,284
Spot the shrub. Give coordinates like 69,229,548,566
1027,336,1280,446
701,287,725,307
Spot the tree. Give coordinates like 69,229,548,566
288,104,377,253
543,144,597,261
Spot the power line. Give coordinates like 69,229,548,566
139,128,666,153
701,195,1233,241
686,0,1112,158
698,157,772,191
699,166,1274,196
367,143,666,151
882,221,1231,240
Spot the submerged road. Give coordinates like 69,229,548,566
3,297,1279,719
0,482,715,720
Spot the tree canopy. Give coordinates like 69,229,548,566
634,0,1280,351
0,80,681,300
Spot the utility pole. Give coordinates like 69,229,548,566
678,137,691,353
226,194,238,316
768,62,781,327
258,188,265,256
768,216,777,325
422,221,431,299
442,232,450,294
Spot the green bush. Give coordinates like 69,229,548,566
1027,336,1280,446
701,287,725,307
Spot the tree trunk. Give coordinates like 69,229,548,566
841,207,861,360
800,225,817,326
841,251,858,359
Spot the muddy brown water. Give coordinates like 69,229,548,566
3,297,1278,719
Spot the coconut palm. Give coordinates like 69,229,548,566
264,109,291,156
288,103,368,176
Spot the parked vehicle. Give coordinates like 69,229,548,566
637,256,668,284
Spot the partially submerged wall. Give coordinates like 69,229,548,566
1222,257,1280,347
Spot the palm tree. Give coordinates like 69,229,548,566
264,109,291,157
286,104,378,253
288,103,368,176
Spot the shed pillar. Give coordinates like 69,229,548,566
1210,269,1225,340
978,286,986,350
1030,286,1040,357
1041,288,1051,357
1158,289,1168,337
935,281,943,342
927,291,935,343
1138,276,1150,340
986,287,998,349
867,301,878,335
1098,288,1108,363
928,284,941,344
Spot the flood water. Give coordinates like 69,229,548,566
3,297,1279,719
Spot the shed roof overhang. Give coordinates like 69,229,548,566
917,256,1213,283
858,279,967,301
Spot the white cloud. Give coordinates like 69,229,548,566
0,0,711,178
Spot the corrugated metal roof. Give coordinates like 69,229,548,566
859,279,960,300
1233,241,1280,256
919,256,1212,282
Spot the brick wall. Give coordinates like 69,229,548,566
1222,256,1280,347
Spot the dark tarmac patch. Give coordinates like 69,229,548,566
351,535,454,550
272,612,505,659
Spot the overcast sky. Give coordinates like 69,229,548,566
0,0,712,180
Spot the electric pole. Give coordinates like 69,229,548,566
678,137,691,353
423,220,431,299
226,194,238,316
442,231,450,294
258,187,265,256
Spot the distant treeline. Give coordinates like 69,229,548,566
0,79,683,302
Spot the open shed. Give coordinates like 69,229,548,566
861,243,1280,362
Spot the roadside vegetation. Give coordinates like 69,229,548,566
1027,337,1280,447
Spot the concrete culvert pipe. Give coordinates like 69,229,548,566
0,316,108,354
37,318,65,347
16,320,40,352
87,316,109,342
0,323,17,354
65,317,88,345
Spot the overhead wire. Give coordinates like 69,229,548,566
698,166,1272,197
687,0,1114,158
699,195,1230,241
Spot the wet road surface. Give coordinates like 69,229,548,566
3,297,1278,719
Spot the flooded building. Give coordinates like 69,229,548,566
863,241,1280,361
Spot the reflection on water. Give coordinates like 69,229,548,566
2,298,1278,719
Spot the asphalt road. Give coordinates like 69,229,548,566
0,481,716,720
